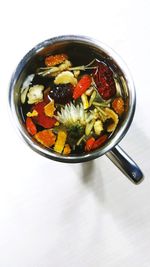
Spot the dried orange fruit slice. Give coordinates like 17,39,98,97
26,117,37,136
54,130,67,153
34,130,56,148
44,100,55,117
63,144,71,155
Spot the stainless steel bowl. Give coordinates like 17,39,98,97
9,35,143,184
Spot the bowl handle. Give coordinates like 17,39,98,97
106,145,144,184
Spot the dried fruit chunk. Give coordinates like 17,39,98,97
63,144,71,155
27,110,38,117
93,61,116,100
33,101,45,113
44,100,56,117
112,97,124,115
45,54,68,67
73,70,80,78
54,130,67,153
104,108,118,132
73,75,92,100
36,113,57,128
33,101,57,128
26,117,37,135
94,120,103,135
85,134,107,151
34,130,56,148
92,134,107,150
27,85,44,104
85,137,95,152
54,71,77,86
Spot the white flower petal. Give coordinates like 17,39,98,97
56,102,94,127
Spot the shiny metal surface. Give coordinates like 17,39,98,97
107,145,143,184
9,35,143,182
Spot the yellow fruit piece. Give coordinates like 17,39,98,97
34,130,56,148
54,130,67,153
27,109,38,117
73,70,80,78
54,121,60,126
94,120,103,135
44,100,56,117
54,71,77,86
104,108,119,132
63,144,71,155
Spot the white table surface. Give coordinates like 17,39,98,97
0,0,150,266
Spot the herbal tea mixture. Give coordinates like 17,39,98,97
20,53,125,155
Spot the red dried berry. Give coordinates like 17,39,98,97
73,74,92,100
92,134,107,150
93,61,116,100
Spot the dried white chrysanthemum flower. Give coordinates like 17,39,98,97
56,102,94,127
